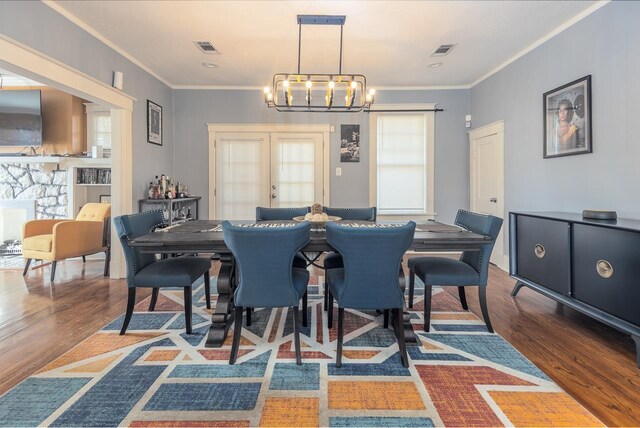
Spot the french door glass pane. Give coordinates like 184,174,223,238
274,138,316,208
216,138,266,220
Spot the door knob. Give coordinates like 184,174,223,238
490,197,497,203
272,185,276,190
271,193,277,199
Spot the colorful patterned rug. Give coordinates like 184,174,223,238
0,268,602,427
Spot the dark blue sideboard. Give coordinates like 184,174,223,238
509,211,640,367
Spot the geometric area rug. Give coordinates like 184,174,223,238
0,271,603,427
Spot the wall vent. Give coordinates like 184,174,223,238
194,41,220,54
431,44,456,57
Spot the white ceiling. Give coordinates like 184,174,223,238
51,0,603,89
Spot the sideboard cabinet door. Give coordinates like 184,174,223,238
573,224,640,326
516,216,571,295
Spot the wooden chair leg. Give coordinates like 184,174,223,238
336,307,345,368
478,286,494,333
103,248,110,277
184,287,192,334
229,306,243,364
82,255,86,263
292,306,302,365
246,307,252,326
423,284,432,332
393,308,409,368
408,269,415,308
23,258,32,276
327,290,334,329
148,288,159,311
204,271,211,309
50,261,57,282
302,290,308,327
120,288,136,335
383,309,389,328
323,280,328,311
458,286,469,310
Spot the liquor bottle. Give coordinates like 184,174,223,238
186,208,192,219
160,174,167,198
148,182,154,199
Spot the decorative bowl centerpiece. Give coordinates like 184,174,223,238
293,203,341,228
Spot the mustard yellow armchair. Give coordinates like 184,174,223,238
22,203,111,281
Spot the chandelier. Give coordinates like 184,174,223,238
264,15,375,112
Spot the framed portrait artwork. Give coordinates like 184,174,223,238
99,194,111,204
340,124,360,162
543,75,592,159
147,100,163,146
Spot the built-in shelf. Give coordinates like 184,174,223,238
75,183,111,187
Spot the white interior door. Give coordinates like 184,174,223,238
270,133,324,208
214,132,270,220
470,123,504,267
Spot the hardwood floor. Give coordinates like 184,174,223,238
0,259,638,425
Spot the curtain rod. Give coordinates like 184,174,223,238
364,108,444,113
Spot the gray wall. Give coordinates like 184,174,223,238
174,89,470,223
471,1,640,255
0,1,174,207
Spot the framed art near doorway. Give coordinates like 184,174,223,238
543,75,592,159
147,100,162,146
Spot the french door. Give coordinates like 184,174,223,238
214,131,324,220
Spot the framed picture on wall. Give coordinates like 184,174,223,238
340,124,360,162
147,100,163,146
99,195,111,204
543,75,592,158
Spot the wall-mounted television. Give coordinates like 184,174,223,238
0,90,43,146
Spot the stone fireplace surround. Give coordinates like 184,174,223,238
0,162,68,219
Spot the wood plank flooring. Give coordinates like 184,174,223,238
0,259,638,426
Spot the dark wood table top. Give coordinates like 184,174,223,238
130,219,492,253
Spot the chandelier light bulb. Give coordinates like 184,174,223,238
306,80,312,89
369,88,376,95
283,80,289,88
263,86,270,94
328,81,335,89
267,92,273,100
350,80,357,89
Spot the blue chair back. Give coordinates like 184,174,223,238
222,221,311,308
255,206,310,221
455,209,503,285
324,206,377,221
113,210,165,287
326,222,415,309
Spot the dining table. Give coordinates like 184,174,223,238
130,219,493,348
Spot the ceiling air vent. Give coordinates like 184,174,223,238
194,41,219,54
431,44,456,57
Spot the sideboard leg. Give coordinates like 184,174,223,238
632,335,640,368
511,281,526,297
206,253,235,347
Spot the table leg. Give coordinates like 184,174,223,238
398,267,420,346
206,253,236,347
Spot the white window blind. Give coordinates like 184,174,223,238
94,112,112,148
372,109,435,216
273,137,317,208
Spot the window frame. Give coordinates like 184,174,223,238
369,104,436,220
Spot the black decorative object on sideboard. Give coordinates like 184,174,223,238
509,211,640,367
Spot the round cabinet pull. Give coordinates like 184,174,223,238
596,260,613,279
534,244,545,258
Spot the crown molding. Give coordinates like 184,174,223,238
470,0,611,88
44,0,174,89
172,84,471,91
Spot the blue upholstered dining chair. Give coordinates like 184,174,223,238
222,220,311,365
113,210,211,335
256,206,309,270
321,207,377,311
253,206,310,327
325,221,415,368
408,209,503,333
